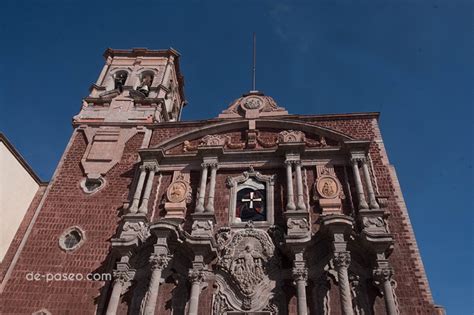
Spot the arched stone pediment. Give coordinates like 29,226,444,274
147,119,354,157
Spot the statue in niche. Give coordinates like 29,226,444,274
136,73,153,97
114,72,127,92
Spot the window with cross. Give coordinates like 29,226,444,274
234,177,267,223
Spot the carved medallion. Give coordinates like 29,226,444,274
242,96,263,110
166,180,188,203
316,175,340,199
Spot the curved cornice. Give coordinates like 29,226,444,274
143,118,354,153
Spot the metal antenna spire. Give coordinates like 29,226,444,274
252,32,257,91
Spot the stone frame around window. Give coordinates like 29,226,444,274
80,176,106,194
226,169,275,228
58,226,86,252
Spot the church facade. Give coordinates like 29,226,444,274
0,48,444,315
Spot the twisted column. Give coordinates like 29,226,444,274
187,269,204,315
294,160,306,211
138,164,157,214
361,159,379,209
195,163,208,213
205,163,218,213
293,266,308,315
374,267,397,315
334,251,354,315
129,166,147,213
285,160,296,211
143,253,170,315
351,158,369,210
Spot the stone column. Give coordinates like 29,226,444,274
106,271,129,315
361,159,379,209
293,266,308,315
205,163,218,213
294,160,306,211
285,160,296,211
187,268,203,315
334,251,354,315
138,164,157,214
374,267,397,315
129,166,147,213
351,158,369,210
195,163,208,213
143,253,170,315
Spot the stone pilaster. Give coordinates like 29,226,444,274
334,251,354,315
361,158,379,209
292,262,308,315
350,157,369,210
128,166,147,213
105,258,134,315
205,162,218,213
143,249,170,315
294,160,306,211
187,259,205,315
285,160,296,211
138,162,158,214
373,263,398,315
195,162,209,213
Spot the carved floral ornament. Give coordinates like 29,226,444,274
180,130,333,153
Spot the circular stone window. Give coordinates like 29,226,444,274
59,227,85,251
80,177,105,194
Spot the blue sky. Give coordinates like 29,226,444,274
0,0,472,313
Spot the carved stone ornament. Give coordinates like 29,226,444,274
166,179,189,203
213,226,280,313
242,96,263,110
200,134,227,147
316,175,341,199
278,130,306,143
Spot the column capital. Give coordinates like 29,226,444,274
141,161,158,171
292,266,308,282
333,251,351,269
112,269,133,285
188,268,204,284
149,253,171,271
350,156,367,164
373,266,394,282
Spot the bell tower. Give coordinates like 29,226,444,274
72,48,186,188
75,48,185,124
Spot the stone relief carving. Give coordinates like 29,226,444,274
315,165,345,214
181,135,245,152
278,130,306,143
164,171,191,221
200,134,227,147
213,226,280,313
